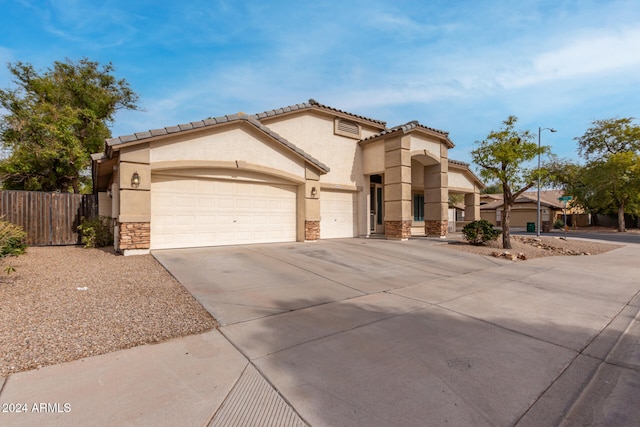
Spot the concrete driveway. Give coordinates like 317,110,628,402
154,238,640,426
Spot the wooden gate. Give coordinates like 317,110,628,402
0,191,97,246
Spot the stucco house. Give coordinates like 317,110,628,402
479,190,566,229
92,99,484,255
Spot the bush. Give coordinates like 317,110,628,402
78,216,113,248
553,219,565,229
462,220,501,245
0,219,27,257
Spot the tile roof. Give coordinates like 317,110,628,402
104,113,330,173
252,99,387,127
359,120,454,147
448,159,470,167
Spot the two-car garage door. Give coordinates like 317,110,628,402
151,175,297,249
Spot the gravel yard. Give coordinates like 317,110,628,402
0,246,217,377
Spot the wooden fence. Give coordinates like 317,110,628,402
0,191,98,246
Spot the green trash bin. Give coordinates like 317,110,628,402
526,222,535,233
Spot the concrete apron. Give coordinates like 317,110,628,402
155,240,640,426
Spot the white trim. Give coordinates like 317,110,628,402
123,249,150,256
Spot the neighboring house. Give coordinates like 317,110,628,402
479,190,566,228
92,99,484,255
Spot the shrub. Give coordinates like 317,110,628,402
462,219,501,245
0,219,27,258
553,219,565,229
78,216,113,248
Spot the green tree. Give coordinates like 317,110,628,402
480,181,502,194
573,118,640,231
582,152,640,232
448,193,463,207
472,116,549,249
576,117,640,161
543,156,600,223
544,156,620,226
0,58,139,193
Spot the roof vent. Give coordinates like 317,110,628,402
334,118,361,139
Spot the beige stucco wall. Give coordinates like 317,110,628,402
150,125,306,181
120,143,149,164
119,189,150,222
262,112,376,236
409,134,442,162
119,162,151,191
448,169,476,192
98,192,112,217
411,160,424,189
362,140,385,175
260,112,364,187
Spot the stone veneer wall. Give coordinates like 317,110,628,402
425,220,448,237
385,220,412,239
305,220,320,241
119,222,151,250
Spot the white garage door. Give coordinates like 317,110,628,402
151,175,297,249
320,190,358,239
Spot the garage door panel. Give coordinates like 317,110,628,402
320,190,358,239
151,176,297,249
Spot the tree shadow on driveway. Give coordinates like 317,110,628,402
219,288,640,427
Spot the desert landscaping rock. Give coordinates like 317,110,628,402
447,234,621,260
0,246,217,377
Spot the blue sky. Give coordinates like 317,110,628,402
1,0,639,167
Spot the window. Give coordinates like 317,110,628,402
413,194,424,222
334,118,361,138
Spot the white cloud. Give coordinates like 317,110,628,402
498,27,640,88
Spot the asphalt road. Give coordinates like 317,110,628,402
514,229,640,244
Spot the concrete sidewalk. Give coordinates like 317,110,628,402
1,239,639,426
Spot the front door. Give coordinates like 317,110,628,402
370,183,384,234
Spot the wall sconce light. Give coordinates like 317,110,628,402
107,188,113,198
311,186,317,197
131,172,140,188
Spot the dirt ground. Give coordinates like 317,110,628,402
445,227,626,260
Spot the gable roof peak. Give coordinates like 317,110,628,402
360,120,453,148
253,99,386,127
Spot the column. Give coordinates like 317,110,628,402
424,159,449,237
464,191,480,223
384,135,412,240
302,166,320,241
117,144,151,255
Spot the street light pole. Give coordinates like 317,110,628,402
537,127,557,237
